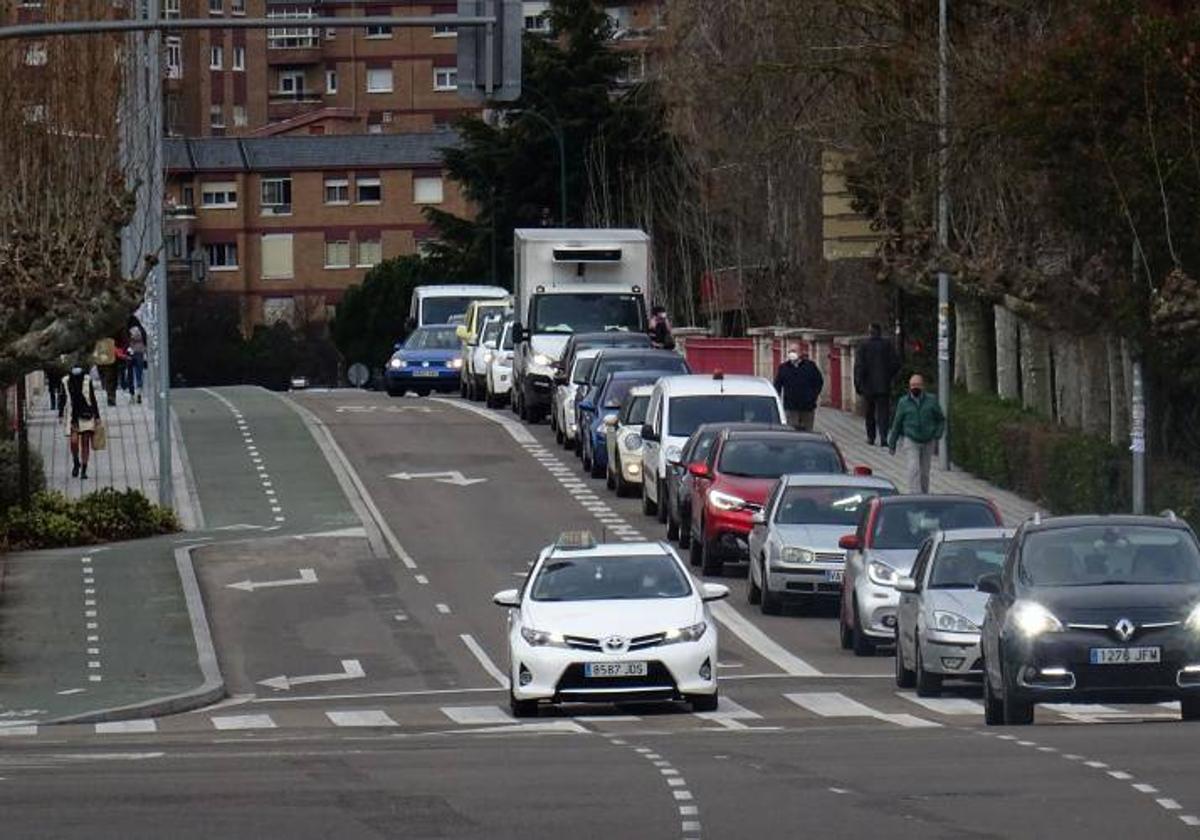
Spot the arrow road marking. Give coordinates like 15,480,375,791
389,471,488,487
258,659,366,691
336,405,438,414
226,568,318,592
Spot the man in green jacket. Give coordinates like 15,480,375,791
887,373,945,493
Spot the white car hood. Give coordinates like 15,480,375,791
772,524,855,552
530,334,570,362
924,588,989,626
524,597,701,638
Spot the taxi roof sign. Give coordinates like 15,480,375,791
554,530,597,551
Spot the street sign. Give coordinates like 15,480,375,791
347,363,370,388
457,0,523,103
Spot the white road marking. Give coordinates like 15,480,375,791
0,726,38,736
1043,703,1126,718
785,692,940,728
673,791,693,801
708,600,821,676
898,695,982,715
389,470,488,487
326,710,398,728
436,603,451,614
1085,761,1109,769
1133,783,1159,794
433,397,536,444
682,821,701,833
441,706,513,725
694,696,762,722
226,568,318,592
1180,815,1200,826
574,715,642,722
414,574,429,584
460,634,510,688
258,659,365,691
667,777,687,787
57,688,86,696
212,714,276,731
1108,771,1133,780
95,719,158,734
1158,799,1182,811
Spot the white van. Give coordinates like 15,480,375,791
409,285,508,329
639,374,785,519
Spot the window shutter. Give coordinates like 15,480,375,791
261,233,294,279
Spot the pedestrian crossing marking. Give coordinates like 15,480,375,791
896,693,983,715
95,719,158,734
785,692,940,728
441,705,513,725
326,710,397,728
212,714,276,731
0,725,38,736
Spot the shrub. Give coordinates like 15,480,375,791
0,440,46,513
1,488,179,551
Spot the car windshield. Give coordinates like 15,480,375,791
404,327,459,350
774,486,892,526
421,296,476,325
719,439,844,478
622,395,650,425
572,358,595,384
530,554,692,601
668,396,780,438
1019,525,1200,587
532,294,645,334
872,501,999,550
591,355,688,386
929,538,1010,589
599,379,653,409
684,429,720,464
480,319,503,345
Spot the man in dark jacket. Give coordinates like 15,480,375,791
853,323,900,446
774,347,824,431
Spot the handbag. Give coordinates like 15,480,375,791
93,338,116,367
92,422,107,451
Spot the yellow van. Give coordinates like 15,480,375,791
457,298,511,399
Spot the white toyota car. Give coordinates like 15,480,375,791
493,532,728,716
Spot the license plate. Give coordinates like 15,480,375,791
826,570,844,583
1089,646,1161,665
584,662,648,678
413,370,440,378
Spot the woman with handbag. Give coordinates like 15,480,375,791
63,365,101,479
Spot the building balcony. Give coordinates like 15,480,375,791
267,92,326,121
266,44,323,65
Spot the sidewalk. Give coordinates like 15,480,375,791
815,406,1041,526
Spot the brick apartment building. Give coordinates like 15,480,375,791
164,131,469,327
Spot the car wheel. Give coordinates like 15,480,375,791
678,514,691,549
983,660,1004,726
642,479,657,516
656,479,669,523
1181,695,1200,721
589,452,605,479
555,424,564,445
689,691,719,713
852,599,876,656
460,377,468,398
509,690,539,719
894,629,916,688
606,462,617,491
485,390,499,409
386,386,402,397
747,558,762,605
914,636,943,697
413,388,430,398
550,407,558,432
1001,662,1035,725
761,563,782,615
581,439,593,473
700,534,723,576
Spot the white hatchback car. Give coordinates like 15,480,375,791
553,348,602,451
493,532,728,716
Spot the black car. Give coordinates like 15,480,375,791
664,422,785,548
556,332,652,389
979,513,1200,725
573,349,691,456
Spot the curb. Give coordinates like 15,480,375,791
170,405,206,532
47,544,225,725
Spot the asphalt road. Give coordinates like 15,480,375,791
3,387,1199,839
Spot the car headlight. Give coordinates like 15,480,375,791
1010,601,1063,638
448,357,463,370
1188,603,1200,634
483,351,495,364
665,445,682,463
663,621,707,644
623,433,643,451
533,353,553,367
781,547,815,564
389,358,406,369
709,489,748,511
867,559,900,587
932,611,979,633
521,627,566,648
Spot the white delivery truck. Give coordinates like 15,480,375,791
510,229,652,422
408,284,509,330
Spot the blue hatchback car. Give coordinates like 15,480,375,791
579,370,673,478
385,325,463,396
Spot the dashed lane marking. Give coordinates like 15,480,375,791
441,706,513,725
95,720,157,735
326,710,398,728
211,714,276,731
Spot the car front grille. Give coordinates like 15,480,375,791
629,633,667,651
555,661,676,692
564,633,667,652
815,552,845,564
565,635,602,652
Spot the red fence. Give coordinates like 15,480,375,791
681,338,755,376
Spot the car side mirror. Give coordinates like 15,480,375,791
493,588,520,608
976,573,1002,595
455,325,470,341
512,323,526,343
838,534,861,551
603,414,619,427
750,511,766,526
894,576,917,593
700,583,729,602
641,424,659,442
688,462,711,479
853,465,873,476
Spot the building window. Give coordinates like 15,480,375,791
263,297,296,326
209,105,224,129
324,240,351,268
325,69,337,94
356,177,382,204
209,45,223,69
232,105,247,127
433,68,457,92
367,123,383,135
525,13,549,32
323,177,349,204
182,185,195,207
366,24,392,39
278,70,306,96
261,234,295,279
201,181,237,208
413,175,444,205
233,46,245,71
24,42,47,66
165,229,184,260
166,37,182,79
208,0,222,15
261,177,292,214
366,67,393,93
357,238,382,267
230,0,245,14
163,0,180,18
204,242,238,269
433,21,456,38
267,8,319,49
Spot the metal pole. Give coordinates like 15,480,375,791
557,126,567,226
1131,359,1146,514
936,0,951,470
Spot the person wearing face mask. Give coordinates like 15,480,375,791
887,373,945,493
773,346,824,432
62,364,101,479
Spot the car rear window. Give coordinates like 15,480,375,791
718,439,844,478
592,355,689,385
929,538,1010,588
1019,525,1200,586
774,486,893,526
572,358,595,384
530,554,692,601
872,501,999,550
668,396,780,437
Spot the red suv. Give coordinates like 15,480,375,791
689,430,857,575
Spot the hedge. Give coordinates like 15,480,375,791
1,488,179,551
949,390,1198,526
0,440,46,513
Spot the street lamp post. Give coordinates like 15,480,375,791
936,0,952,470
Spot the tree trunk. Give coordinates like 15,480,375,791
956,298,992,394
1020,319,1053,416
1107,334,1129,445
1078,333,1111,437
1053,334,1083,428
994,305,1020,401
954,304,966,386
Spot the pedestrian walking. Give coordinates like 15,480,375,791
774,346,824,432
63,365,101,480
854,323,900,446
126,315,147,404
93,337,119,407
43,359,67,417
648,306,675,350
887,373,945,494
